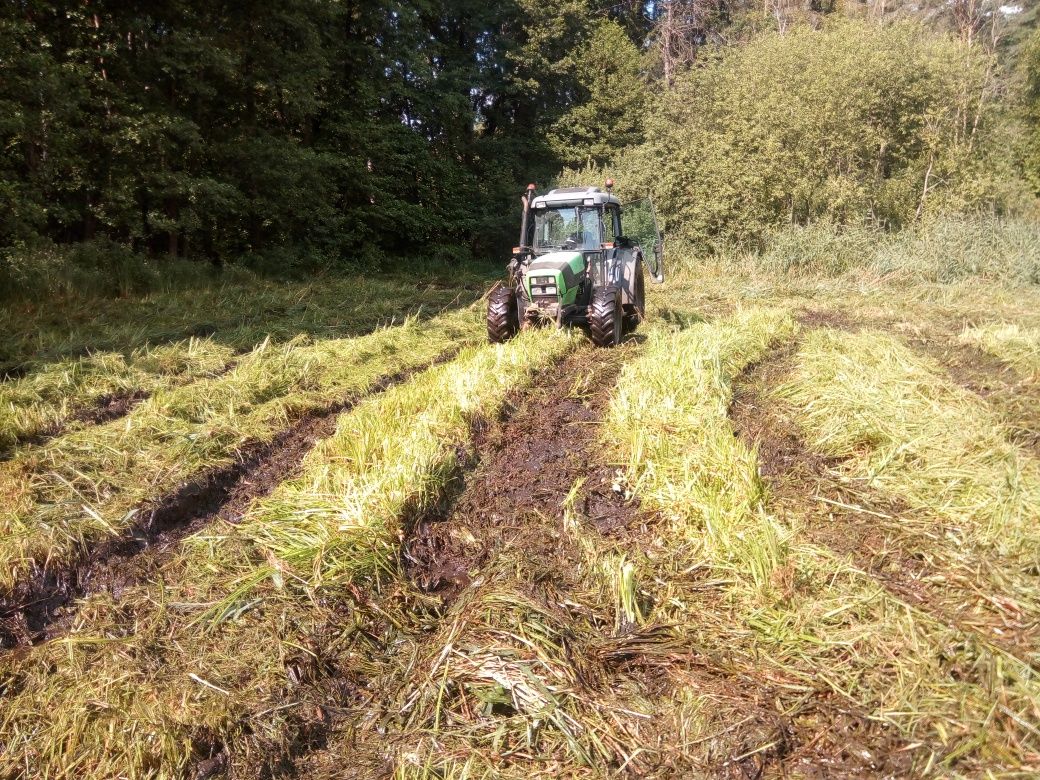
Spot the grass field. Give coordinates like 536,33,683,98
1,228,1040,778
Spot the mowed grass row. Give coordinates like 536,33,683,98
0,309,482,592
605,315,1040,773
960,322,1040,379
779,329,1040,563
0,328,577,779
0,337,236,452
372,313,802,778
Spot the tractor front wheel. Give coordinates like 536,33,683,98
487,285,519,343
589,286,622,347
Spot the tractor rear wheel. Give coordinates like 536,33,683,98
623,259,646,334
589,286,622,347
487,286,519,343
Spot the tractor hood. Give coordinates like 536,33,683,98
526,251,586,290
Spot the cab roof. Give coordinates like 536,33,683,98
531,186,621,208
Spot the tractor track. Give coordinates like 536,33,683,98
287,343,802,779
0,389,152,461
729,338,1040,674
0,350,461,650
201,346,588,780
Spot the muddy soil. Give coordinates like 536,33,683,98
729,338,1040,667
289,345,801,780
403,347,638,603
0,353,457,650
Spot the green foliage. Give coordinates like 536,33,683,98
547,20,648,168
0,0,626,269
1023,28,1040,195
615,21,1027,251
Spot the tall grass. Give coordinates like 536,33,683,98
669,217,1040,287
0,263,489,375
0,309,482,591
0,328,576,779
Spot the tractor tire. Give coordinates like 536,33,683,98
487,286,519,343
589,286,622,347
623,259,646,334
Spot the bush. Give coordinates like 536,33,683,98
602,20,1031,252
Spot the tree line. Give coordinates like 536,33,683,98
0,1,1038,288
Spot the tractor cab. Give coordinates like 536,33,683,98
488,181,664,347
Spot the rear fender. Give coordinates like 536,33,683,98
617,248,642,306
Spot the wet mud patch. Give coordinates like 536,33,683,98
403,345,637,603
0,353,459,650
729,341,1040,667
76,389,150,426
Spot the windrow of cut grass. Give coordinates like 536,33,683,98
605,317,1040,774
0,327,576,779
0,337,236,452
0,308,482,593
605,307,797,586
960,322,1040,379
779,329,1040,560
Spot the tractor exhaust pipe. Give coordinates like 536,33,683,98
518,183,536,253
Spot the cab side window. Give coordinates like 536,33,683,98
603,206,619,244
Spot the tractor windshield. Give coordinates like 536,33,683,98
532,206,601,253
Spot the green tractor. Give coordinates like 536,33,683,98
487,180,664,347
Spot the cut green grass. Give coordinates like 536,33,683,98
0,327,576,779
0,337,236,452
606,308,797,588
0,308,483,592
960,322,1040,379
778,329,1040,554
604,314,1040,774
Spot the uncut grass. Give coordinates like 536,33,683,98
960,322,1040,379
0,308,482,592
606,314,1040,774
0,337,235,452
0,327,575,779
0,267,489,375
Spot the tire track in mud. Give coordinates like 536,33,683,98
0,389,152,461
729,337,1040,670
912,334,1040,459
288,343,801,780
0,351,460,650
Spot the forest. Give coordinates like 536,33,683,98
1,0,1038,296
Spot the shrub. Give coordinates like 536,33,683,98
601,21,1028,251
